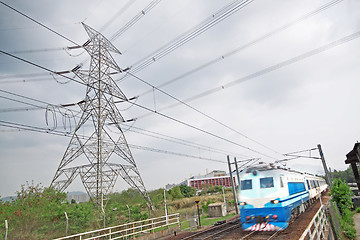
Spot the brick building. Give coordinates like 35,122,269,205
180,170,237,190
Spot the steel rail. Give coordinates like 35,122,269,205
182,217,239,240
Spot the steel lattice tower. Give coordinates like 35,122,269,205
51,23,152,209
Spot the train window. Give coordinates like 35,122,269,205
306,180,311,189
240,180,252,190
260,177,274,188
288,182,306,195
280,177,284,188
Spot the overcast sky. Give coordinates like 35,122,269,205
0,0,359,197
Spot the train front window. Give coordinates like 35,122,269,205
260,177,274,188
240,180,252,190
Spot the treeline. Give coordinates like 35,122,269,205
1,183,220,239
331,165,359,183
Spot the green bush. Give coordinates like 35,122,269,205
330,178,353,215
331,178,356,240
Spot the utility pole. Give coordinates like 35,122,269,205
227,155,238,214
317,144,332,189
234,157,241,212
234,157,241,189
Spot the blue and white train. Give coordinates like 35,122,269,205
238,163,327,231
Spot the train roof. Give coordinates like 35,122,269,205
243,163,321,177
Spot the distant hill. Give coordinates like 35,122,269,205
1,196,17,202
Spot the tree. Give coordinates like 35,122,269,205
331,165,360,183
179,185,196,198
331,178,353,215
169,186,183,199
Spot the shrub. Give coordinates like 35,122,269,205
330,178,353,215
356,207,360,213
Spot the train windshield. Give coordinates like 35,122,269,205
260,177,274,188
240,180,252,190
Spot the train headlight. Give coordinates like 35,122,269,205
271,200,279,204
272,214,278,219
239,202,247,206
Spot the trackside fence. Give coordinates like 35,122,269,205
327,201,345,240
53,213,180,240
299,204,329,240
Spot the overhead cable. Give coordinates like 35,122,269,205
0,1,81,47
118,0,254,80
110,0,163,41
0,50,279,160
134,29,360,119
0,120,227,163
128,72,282,156
122,123,250,158
99,0,137,32
137,0,345,96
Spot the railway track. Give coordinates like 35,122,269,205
167,195,329,240
181,217,240,240
240,229,282,240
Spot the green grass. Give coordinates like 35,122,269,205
180,213,236,231
200,213,236,226
356,207,360,213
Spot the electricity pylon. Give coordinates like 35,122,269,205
51,23,152,210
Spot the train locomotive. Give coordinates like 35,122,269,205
238,164,327,231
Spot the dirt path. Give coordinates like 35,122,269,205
354,213,360,240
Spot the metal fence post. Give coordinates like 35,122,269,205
64,212,69,236
5,220,8,240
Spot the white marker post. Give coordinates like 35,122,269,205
64,212,69,236
5,220,8,240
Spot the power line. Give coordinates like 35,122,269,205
0,88,250,158
0,72,48,80
0,1,81,47
122,123,250,158
73,0,163,74
0,86,249,159
127,72,282,156
0,0,342,89
0,50,88,87
136,0,345,97
99,0,137,32
117,0,254,81
109,0,163,41
6,47,65,54
128,144,226,163
0,95,47,111
0,88,249,159
0,50,276,160
134,29,360,120
0,76,52,84
0,120,227,163
128,99,278,160
0,89,56,106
